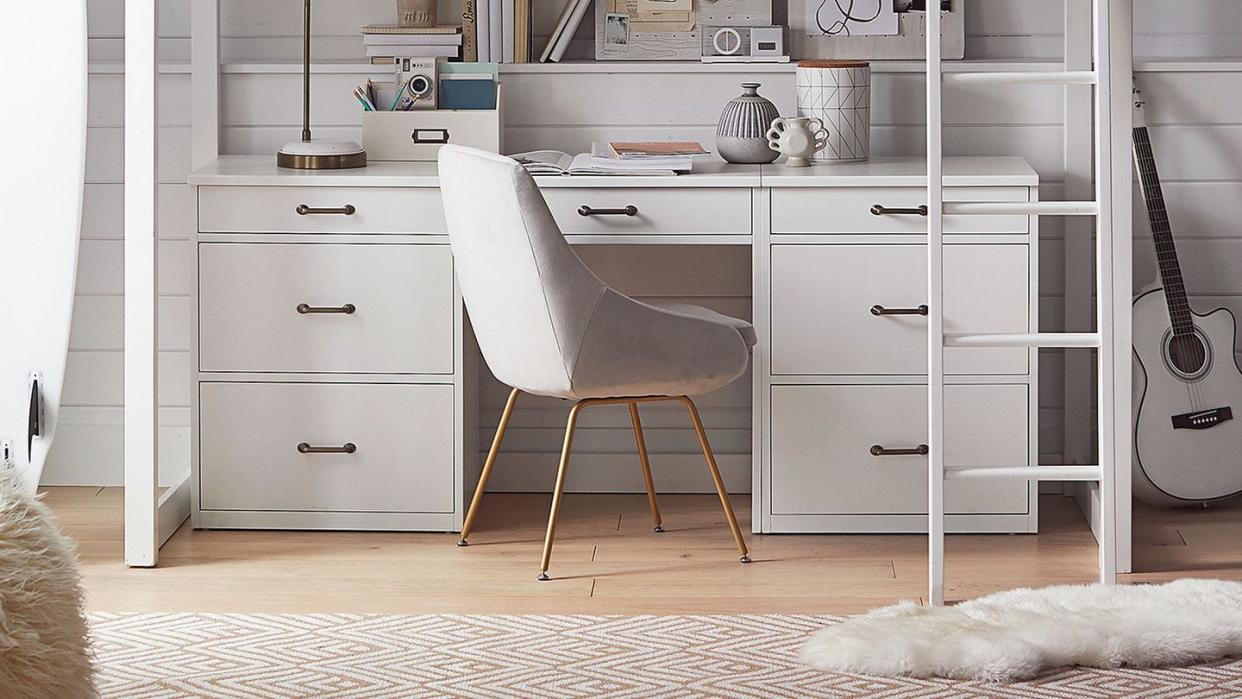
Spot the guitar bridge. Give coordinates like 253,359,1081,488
1171,407,1233,430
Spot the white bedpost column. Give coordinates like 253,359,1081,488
124,0,160,568
1092,0,1133,584
191,0,221,169
1106,0,1134,577
926,2,945,607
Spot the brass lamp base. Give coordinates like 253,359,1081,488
276,139,368,170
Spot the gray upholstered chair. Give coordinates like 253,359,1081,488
439,145,754,581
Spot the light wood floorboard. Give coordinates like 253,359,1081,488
40,489,1242,615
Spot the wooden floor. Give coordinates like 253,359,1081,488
43,488,1242,615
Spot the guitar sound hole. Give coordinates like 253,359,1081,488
1165,331,1210,380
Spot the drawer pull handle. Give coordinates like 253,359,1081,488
578,205,638,217
871,204,928,217
297,303,356,315
871,304,929,316
411,129,450,144
298,442,357,455
296,204,357,216
870,444,930,457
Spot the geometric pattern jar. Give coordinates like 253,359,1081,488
796,61,871,163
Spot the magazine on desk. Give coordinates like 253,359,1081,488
512,150,687,176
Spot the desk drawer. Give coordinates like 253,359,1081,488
199,243,454,374
771,187,1029,235
770,384,1029,516
199,382,455,513
199,186,447,235
541,188,751,236
770,244,1029,376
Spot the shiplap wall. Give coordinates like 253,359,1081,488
47,0,1242,489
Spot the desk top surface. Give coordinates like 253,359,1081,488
190,156,1038,188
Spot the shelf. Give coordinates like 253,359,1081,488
86,58,1242,78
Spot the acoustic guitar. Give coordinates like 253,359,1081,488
1132,86,1242,506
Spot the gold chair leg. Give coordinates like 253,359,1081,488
629,402,664,532
458,387,520,546
678,396,751,563
539,401,586,581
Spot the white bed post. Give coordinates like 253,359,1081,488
191,0,221,169
926,2,945,608
1105,0,1134,577
124,0,160,568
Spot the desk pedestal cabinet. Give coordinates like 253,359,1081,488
190,156,1039,534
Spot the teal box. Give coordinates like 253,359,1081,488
440,79,497,110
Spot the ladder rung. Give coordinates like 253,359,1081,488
944,332,1102,349
943,201,1099,216
943,71,1098,86
945,465,1103,482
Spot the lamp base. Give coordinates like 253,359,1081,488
277,139,367,170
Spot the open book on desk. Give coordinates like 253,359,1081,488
511,150,683,177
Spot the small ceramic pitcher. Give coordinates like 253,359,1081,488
767,117,829,167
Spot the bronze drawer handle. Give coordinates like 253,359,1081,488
297,303,356,315
871,304,929,316
296,204,356,216
871,204,928,217
578,205,638,217
870,444,930,457
298,442,357,455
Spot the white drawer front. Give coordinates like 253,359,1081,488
771,187,1029,235
541,188,751,236
199,382,455,514
199,186,447,234
770,384,1029,516
771,244,1029,376
199,243,454,374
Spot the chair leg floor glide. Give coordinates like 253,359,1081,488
628,402,664,533
456,390,751,580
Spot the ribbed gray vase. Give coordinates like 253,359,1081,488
716,83,781,164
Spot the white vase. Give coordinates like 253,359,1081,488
796,61,871,163
766,117,828,168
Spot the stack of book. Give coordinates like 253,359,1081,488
362,24,463,63
467,0,532,63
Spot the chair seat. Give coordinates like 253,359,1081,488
647,303,758,347
548,292,753,401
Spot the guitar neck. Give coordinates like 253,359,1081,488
1133,126,1194,336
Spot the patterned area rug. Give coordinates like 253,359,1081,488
89,613,1242,698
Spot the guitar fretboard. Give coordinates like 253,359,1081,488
1134,126,1194,336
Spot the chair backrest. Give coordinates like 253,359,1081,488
438,145,607,396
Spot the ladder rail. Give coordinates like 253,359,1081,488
927,0,1127,604
926,1,946,609
1093,0,1119,585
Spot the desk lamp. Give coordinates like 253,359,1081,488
277,0,367,169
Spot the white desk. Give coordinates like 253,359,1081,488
188,155,1040,535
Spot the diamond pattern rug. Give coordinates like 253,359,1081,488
89,613,1242,698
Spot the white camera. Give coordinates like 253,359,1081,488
395,57,438,110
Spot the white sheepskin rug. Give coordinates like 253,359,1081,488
801,579,1242,682
0,471,94,697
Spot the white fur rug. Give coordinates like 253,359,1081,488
0,472,94,697
801,579,1242,682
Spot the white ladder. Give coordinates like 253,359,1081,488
925,1,1131,606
